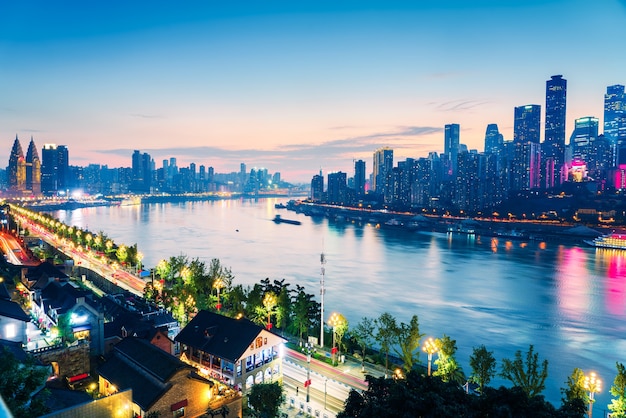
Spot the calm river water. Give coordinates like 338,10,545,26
51,198,626,410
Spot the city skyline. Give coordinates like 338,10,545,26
1,1,626,182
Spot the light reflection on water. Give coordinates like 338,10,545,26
52,198,625,410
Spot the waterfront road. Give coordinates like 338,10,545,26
12,214,146,296
281,346,383,417
0,231,40,266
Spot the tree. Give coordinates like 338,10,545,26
116,244,128,264
561,368,587,407
392,315,423,372
247,382,285,418
374,312,397,377
500,344,548,398
609,362,626,418
433,334,465,384
351,317,375,372
0,347,51,417
469,344,497,394
290,285,319,345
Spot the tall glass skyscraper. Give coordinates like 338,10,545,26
354,159,366,196
604,85,625,165
484,123,503,154
514,105,541,144
544,76,567,160
444,123,460,175
372,147,393,196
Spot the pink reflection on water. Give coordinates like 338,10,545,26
555,247,590,320
598,249,626,315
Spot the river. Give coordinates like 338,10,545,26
50,197,626,411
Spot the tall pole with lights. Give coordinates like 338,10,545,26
320,252,326,349
422,337,438,376
584,372,602,418
305,343,312,403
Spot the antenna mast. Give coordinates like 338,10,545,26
320,250,326,349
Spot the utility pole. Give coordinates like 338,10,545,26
320,251,326,349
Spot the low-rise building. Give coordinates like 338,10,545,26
175,310,287,393
98,337,241,417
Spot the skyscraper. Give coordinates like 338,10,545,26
25,137,41,195
514,105,541,144
444,123,460,175
543,75,567,186
372,147,393,196
7,135,26,193
354,159,366,196
604,85,626,165
570,116,599,169
131,150,152,193
310,174,324,201
484,124,503,154
327,171,347,204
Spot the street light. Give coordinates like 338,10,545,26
305,342,312,403
422,337,438,376
327,312,343,364
584,372,601,418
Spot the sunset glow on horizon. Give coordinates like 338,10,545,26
2,0,625,182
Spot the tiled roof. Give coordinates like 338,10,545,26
98,337,192,410
0,298,30,322
175,311,267,363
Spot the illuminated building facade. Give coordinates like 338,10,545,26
544,75,567,187
514,105,541,144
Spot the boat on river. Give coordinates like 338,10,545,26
272,215,301,225
585,232,626,250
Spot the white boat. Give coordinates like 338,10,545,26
584,233,626,250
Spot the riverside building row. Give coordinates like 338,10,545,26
2,256,286,418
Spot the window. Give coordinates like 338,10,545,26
255,337,263,348
173,407,185,417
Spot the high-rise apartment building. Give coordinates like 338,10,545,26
372,147,393,197
354,159,366,196
544,75,567,187
514,105,541,144
484,124,503,155
570,116,600,176
604,84,626,165
7,136,26,192
7,135,42,195
25,138,41,195
310,174,324,201
327,172,347,204
131,150,153,193
444,123,460,176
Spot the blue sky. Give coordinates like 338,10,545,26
1,1,625,182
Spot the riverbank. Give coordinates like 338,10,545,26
286,200,614,245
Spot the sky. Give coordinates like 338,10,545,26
1,0,626,183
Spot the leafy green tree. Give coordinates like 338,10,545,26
247,382,285,418
609,362,626,418
0,347,51,417
351,317,375,372
433,334,465,384
374,312,397,377
469,344,497,394
290,285,319,345
558,368,587,417
500,344,548,398
392,315,423,372
116,244,128,264
561,368,587,407
226,284,248,316
338,370,471,418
